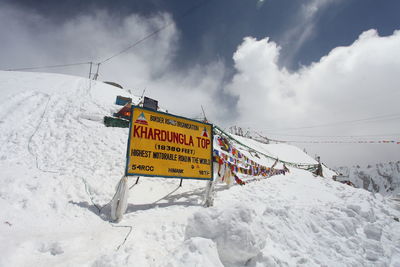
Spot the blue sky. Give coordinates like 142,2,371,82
8,0,400,70
1,0,400,166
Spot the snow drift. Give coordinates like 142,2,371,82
0,71,399,266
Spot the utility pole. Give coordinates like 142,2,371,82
93,63,100,80
88,62,93,79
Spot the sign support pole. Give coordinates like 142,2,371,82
203,179,215,207
111,176,129,222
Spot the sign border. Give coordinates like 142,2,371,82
124,106,214,181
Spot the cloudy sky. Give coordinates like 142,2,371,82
1,0,399,167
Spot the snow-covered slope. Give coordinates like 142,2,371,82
336,162,400,197
1,71,400,266
230,134,318,165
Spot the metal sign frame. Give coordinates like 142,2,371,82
143,96,158,111
125,106,214,181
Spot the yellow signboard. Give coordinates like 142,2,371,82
125,107,213,180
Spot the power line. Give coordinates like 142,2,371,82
262,112,400,132
99,22,174,64
4,0,211,75
259,132,400,138
251,129,400,145
99,0,211,64
98,23,173,64
277,140,400,144
5,62,91,71
254,132,400,144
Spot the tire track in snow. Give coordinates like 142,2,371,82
0,92,50,159
27,94,58,173
0,90,40,121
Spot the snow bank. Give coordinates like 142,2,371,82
183,170,400,266
166,237,224,267
185,203,266,265
230,134,318,165
1,71,399,266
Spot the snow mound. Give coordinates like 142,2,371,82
166,237,224,267
183,170,400,266
186,203,266,265
230,134,318,165
1,71,399,266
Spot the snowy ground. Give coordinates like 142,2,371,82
0,71,399,266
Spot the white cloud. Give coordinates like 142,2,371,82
1,3,399,166
0,4,227,121
302,0,337,19
225,29,400,165
256,0,266,9
279,0,341,66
